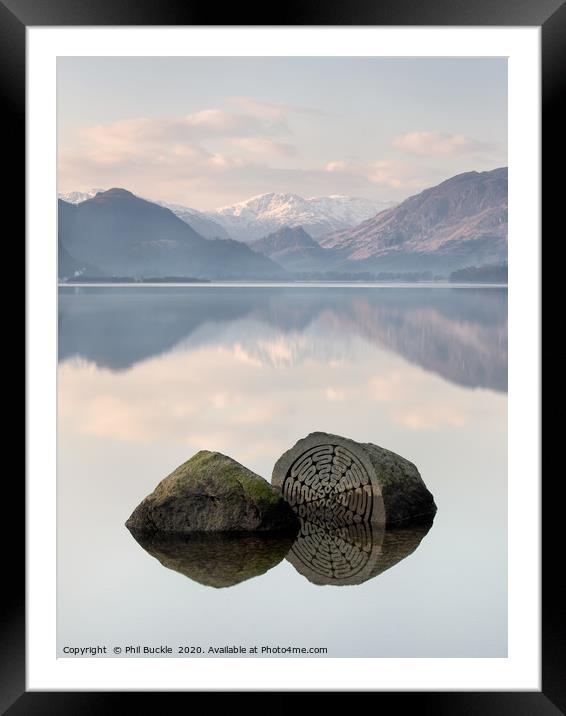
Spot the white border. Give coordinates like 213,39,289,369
27,27,540,691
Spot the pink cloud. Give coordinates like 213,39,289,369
325,158,430,190
392,131,492,156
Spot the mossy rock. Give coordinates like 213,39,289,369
126,450,299,534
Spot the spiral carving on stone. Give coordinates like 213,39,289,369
289,520,377,584
281,444,374,526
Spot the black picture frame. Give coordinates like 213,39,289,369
9,0,554,708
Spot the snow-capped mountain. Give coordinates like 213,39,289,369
206,193,395,242
58,189,394,243
58,188,106,204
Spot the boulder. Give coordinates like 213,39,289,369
271,432,437,527
126,450,299,534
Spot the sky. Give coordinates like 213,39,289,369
57,57,507,210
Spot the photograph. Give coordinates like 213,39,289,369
56,55,509,659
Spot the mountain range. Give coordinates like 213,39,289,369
59,189,393,243
58,167,507,279
320,167,508,272
58,189,283,279
207,193,394,242
59,189,232,240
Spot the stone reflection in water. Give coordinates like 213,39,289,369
287,518,433,586
128,530,295,589
129,515,433,589
277,434,436,586
128,434,435,589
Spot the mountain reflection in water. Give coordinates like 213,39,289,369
59,286,507,392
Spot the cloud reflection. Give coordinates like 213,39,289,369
59,287,507,391
58,290,506,468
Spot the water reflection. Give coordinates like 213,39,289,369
59,287,507,391
288,519,433,586
128,530,296,588
128,516,433,589
58,285,507,655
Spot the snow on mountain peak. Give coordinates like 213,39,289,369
208,193,395,242
58,188,106,204
58,187,395,244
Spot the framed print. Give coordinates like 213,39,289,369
9,0,556,707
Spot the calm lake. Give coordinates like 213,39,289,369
57,285,507,657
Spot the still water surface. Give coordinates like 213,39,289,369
58,286,507,657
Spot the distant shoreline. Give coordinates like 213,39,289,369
58,280,508,289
